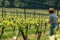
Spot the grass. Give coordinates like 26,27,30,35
0,8,50,15
2,32,16,39
40,35,49,40
28,28,36,34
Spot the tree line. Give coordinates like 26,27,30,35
0,0,59,9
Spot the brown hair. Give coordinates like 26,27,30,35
49,8,55,14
